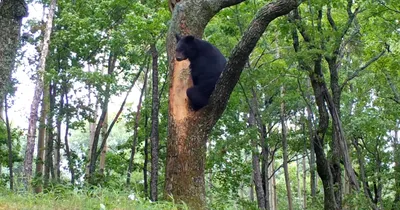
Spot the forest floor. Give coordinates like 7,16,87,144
0,189,182,210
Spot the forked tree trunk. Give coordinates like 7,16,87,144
24,0,57,183
165,1,300,209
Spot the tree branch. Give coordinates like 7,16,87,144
209,0,247,11
384,71,400,104
205,0,301,124
327,0,337,31
340,49,386,90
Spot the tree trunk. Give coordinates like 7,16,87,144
99,112,108,174
44,82,55,188
281,86,294,210
63,86,74,184
249,110,266,210
0,0,27,97
165,1,299,209
302,138,307,209
269,156,277,210
394,121,400,209
143,115,149,197
88,53,116,181
34,86,49,193
150,43,160,201
4,94,13,190
24,0,56,183
127,67,149,185
53,85,60,182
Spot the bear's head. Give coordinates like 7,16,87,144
175,34,197,61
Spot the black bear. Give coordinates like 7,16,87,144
175,34,226,111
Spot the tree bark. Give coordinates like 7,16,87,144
34,86,48,193
24,0,56,183
150,43,160,201
0,0,27,97
165,1,300,208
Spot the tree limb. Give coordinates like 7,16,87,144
340,49,386,90
209,0,247,11
205,0,301,125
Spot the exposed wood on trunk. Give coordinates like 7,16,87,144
165,0,300,209
24,0,57,183
150,43,160,201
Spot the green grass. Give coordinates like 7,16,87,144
0,188,185,210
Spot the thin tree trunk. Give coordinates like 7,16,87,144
88,53,116,181
99,112,108,174
63,87,74,184
127,67,149,185
296,158,301,207
150,43,160,201
302,139,307,209
0,0,28,98
269,157,277,210
44,83,55,188
394,121,400,209
4,94,13,190
53,85,60,182
143,115,149,196
281,86,293,210
24,0,56,183
34,86,48,193
249,110,266,210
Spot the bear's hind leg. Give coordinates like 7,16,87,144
186,86,208,111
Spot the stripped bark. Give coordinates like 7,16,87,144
165,0,300,208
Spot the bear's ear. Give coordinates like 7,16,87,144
175,34,181,42
186,35,195,42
